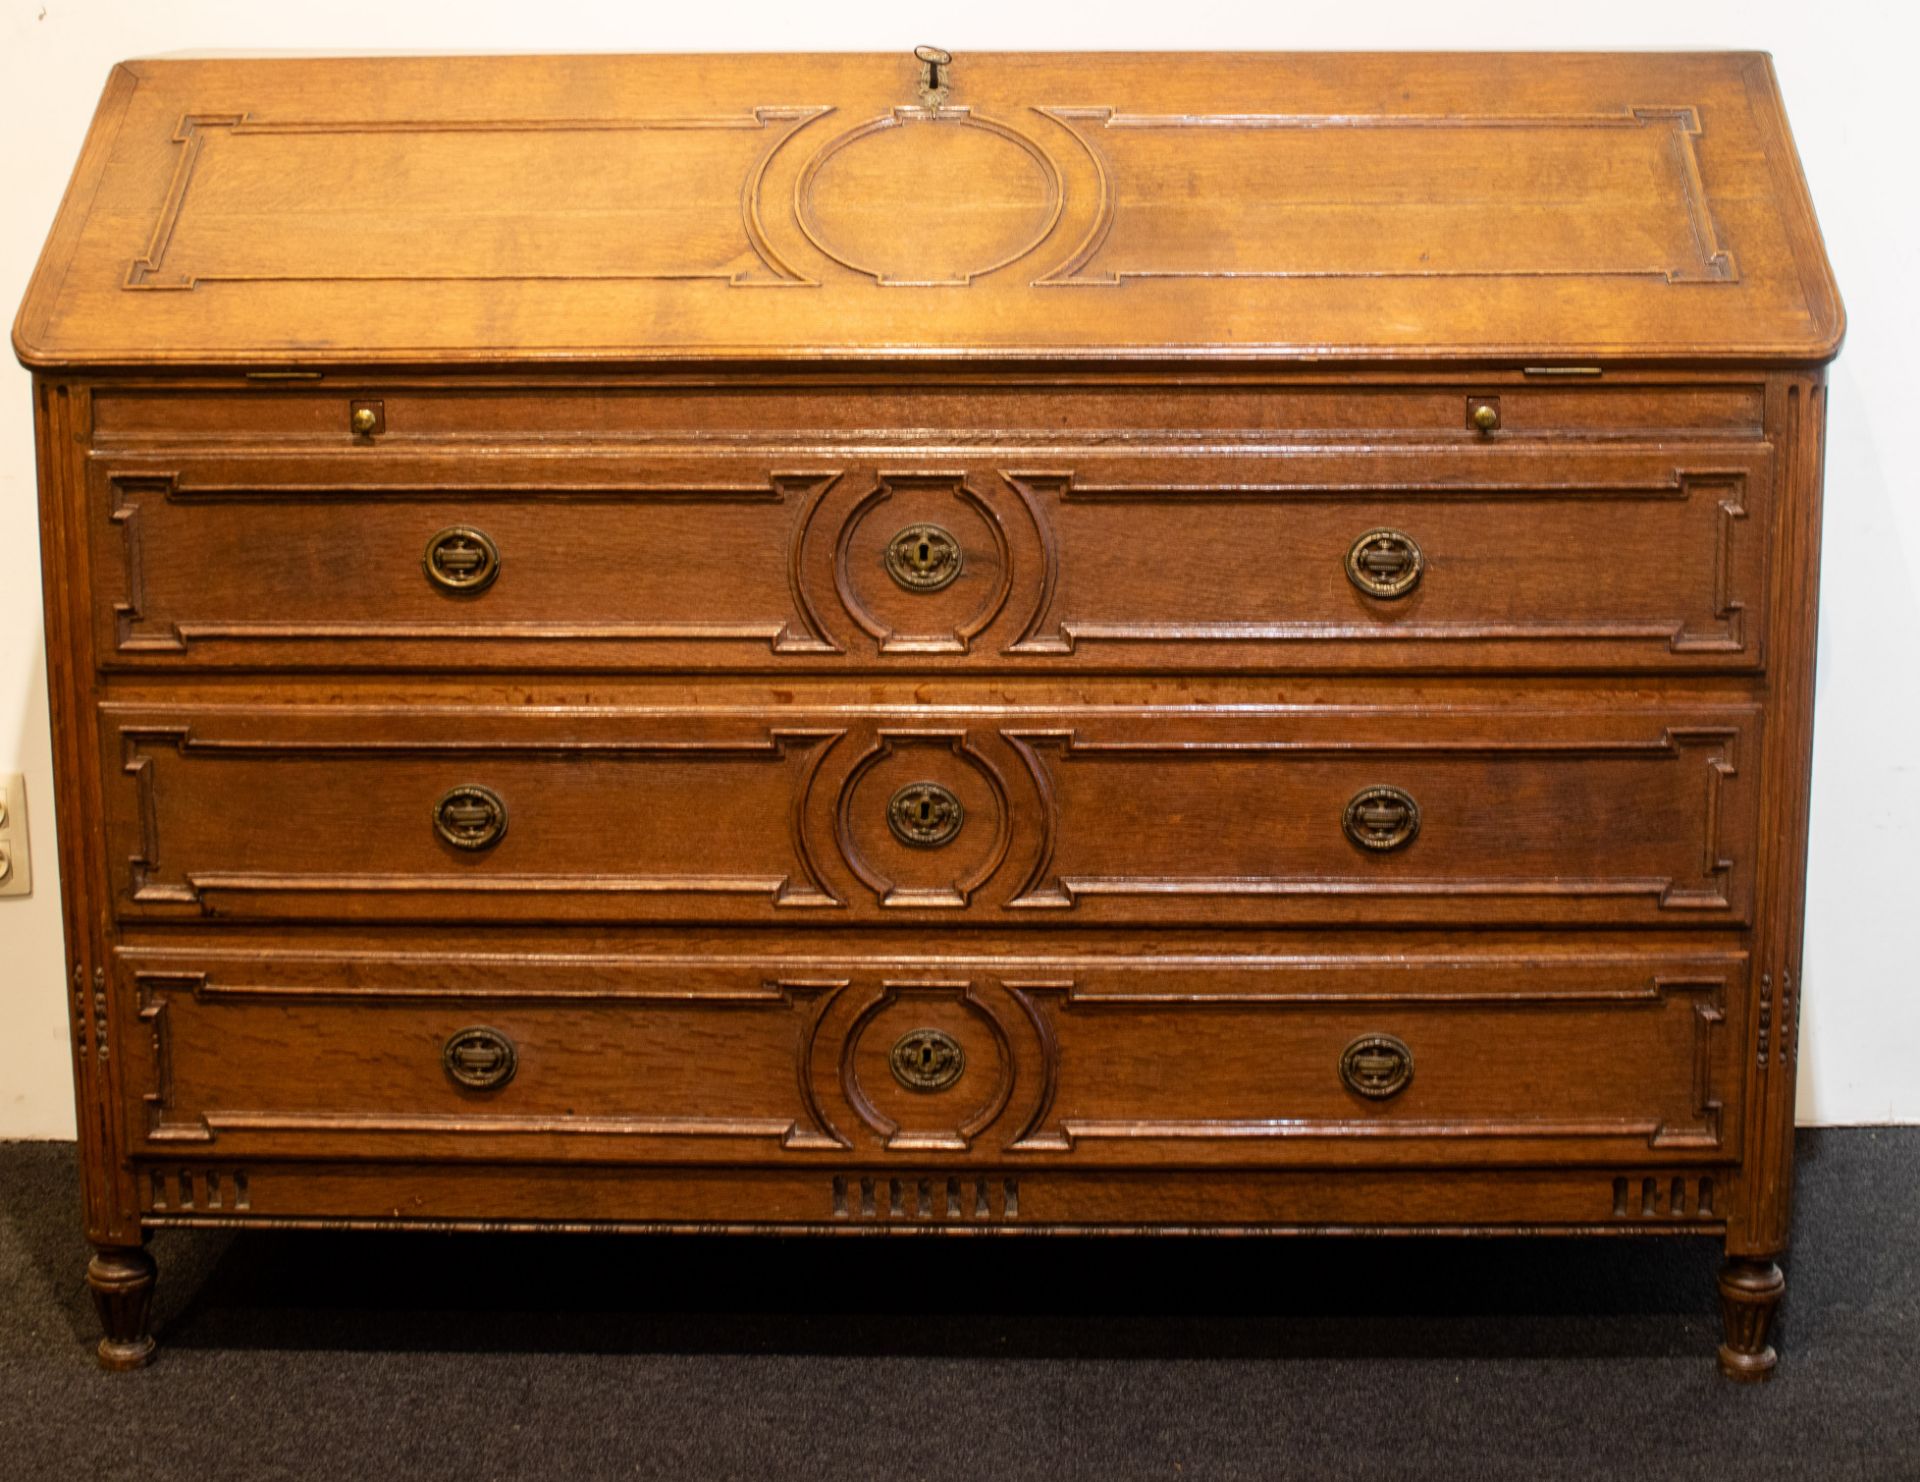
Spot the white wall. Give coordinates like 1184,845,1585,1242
2,1,1914,1134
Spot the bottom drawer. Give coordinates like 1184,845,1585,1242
120,942,1746,1170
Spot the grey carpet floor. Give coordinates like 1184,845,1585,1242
1,1129,1915,1481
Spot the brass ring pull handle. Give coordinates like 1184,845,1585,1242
887,781,965,847
1340,1034,1413,1099
443,1026,517,1091
1344,785,1420,852
424,527,501,594
1346,529,1423,599
434,784,508,850
884,523,963,591
890,1027,965,1091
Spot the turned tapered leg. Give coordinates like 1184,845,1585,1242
1718,1256,1784,1382
87,1246,156,1370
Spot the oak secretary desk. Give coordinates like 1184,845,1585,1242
14,49,1841,1375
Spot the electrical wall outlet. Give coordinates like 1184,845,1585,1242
0,773,33,897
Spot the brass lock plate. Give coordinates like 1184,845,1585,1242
1340,1033,1413,1099
887,781,965,847
890,1027,965,1091
884,523,963,591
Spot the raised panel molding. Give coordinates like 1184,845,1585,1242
1033,106,1735,288
132,966,852,1151
101,467,844,659
114,721,846,914
126,109,834,291
1009,973,1728,1155
1002,466,1759,660
1003,723,1746,919
124,102,1737,296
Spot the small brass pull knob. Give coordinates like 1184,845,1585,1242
1470,400,1501,434
1346,529,1423,599
890,1027,965,1091
443,1026,517,1090
434,784,508,850
1340,1034,1413,1099
888,781,965,847
424,527,501,594
884,523,963,591
1344,785,1420,852
350,406,379,436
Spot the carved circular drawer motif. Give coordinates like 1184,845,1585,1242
423,526,501,594
1345,529,1423,599
884,522,964,591
887,781,966,847
443,1026,517,1091
1339,1033,1413,1100
433,784,508,850
1343,785,1420,852
889,1027,966,1092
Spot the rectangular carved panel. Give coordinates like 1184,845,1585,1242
1038,107,1734,286
105,706,845,923
1000,708,1757,928
1004,445,1770,668
123,111,824,291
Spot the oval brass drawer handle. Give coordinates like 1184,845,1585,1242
891,1027,965,1091
1344,785,1420,851
1340,1033,1413,1099
887,781,965,847
1346,529,1423,599
424,526,501,594
443,1026,517,1091
885,522,963,591
434,784,508,850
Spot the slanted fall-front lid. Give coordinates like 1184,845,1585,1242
13,49,1843,368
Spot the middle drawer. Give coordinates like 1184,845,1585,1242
102,700,1758,929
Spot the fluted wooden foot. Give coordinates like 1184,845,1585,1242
1717,1256,1783,1381
87,1247,156,1370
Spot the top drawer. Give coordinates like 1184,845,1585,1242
86,435,1773,675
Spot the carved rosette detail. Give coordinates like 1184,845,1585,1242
805,978,1057,1154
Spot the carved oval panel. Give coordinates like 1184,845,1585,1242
798,112,1063,285
835,475,1012,655
844,987,1012,1149
836,734,1011,908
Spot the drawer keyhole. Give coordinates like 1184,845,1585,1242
887,781,965,847
890,1027,965,1091
884,522,963,591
